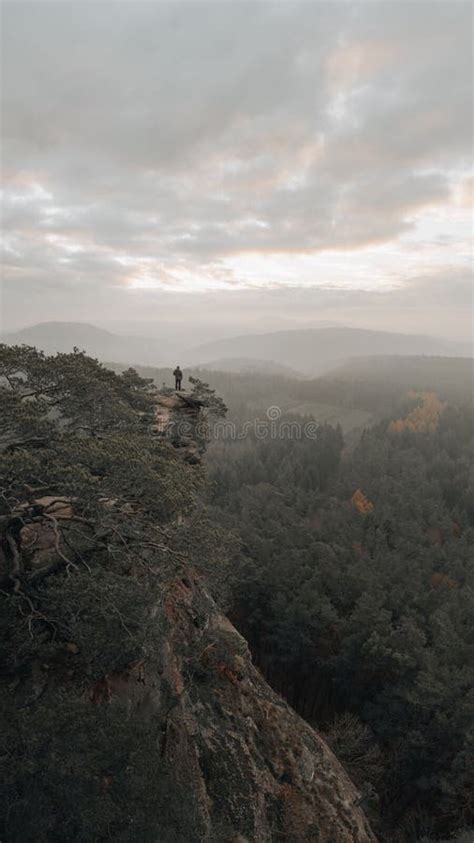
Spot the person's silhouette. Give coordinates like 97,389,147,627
173,366,183,391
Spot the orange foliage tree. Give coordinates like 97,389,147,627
351,489,374,515
388,392,447,434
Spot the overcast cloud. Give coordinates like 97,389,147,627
1,1,472,337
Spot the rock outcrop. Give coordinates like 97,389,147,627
132,570,376,842
120,391,375,841
1,385,376,842
154,391,204,463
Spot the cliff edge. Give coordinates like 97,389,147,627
0,359,375,842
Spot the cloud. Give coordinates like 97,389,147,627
1,1,472,334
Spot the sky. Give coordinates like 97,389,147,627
1,0,473,340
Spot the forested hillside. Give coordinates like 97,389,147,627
191,328,472,375
0,346,375,843
1,345,472,842
107,356,472,431
308,356,474,414
205,388,474,841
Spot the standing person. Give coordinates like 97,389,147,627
173,365,183,391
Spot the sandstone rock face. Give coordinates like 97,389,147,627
134,572,377,842
1,390,376,841
122,391,376,841
2,560,376,841
154,391,204,463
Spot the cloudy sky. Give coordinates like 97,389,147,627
1,1,472,338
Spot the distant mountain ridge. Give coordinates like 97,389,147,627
196,357,302,376
190,326,472,375
1,321,169,367
3,321,472,377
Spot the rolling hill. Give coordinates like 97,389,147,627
1,321,169,366
196,357,302,376
4,323,472,384
190,327,472,376
309,354,474,409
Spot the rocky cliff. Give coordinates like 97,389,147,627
138,567,376,842
1,518,375,840
0,376,375,842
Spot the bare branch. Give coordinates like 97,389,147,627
6,534,21,593
43,513,79,574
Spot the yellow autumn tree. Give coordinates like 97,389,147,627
388,392,447,434
351,489,374,514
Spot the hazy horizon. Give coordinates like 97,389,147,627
3,278,474,344
4,310,474,345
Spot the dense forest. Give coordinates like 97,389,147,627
107,354,473,429
109,356,474,840
1,346,473,842
205,383,474,841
